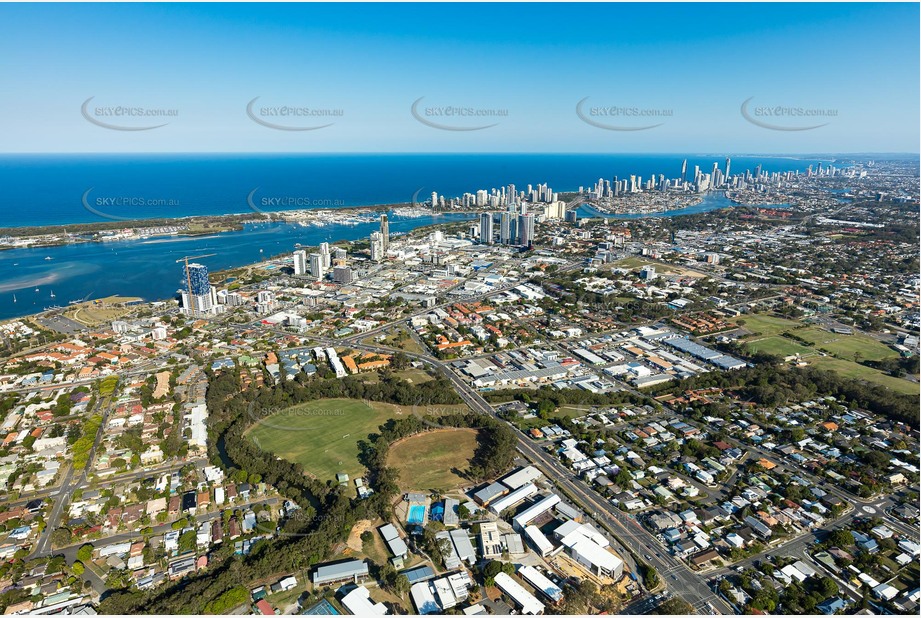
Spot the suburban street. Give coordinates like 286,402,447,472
297,322,734,614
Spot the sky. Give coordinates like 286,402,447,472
0,2,918,154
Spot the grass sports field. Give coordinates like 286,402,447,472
387,428,480,493
734,314,801,338
736,313,899,361
793,329,898,362
736,313,916,395
246,398,468,482
744,336,814,358
807,356,918,396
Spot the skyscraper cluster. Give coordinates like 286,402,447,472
482,200,544,249
585,158,739,198
363,212,391,262
430,182,558,211
294,242,352,283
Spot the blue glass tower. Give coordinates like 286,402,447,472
182,263,210,295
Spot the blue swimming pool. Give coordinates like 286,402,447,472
407,504,426,525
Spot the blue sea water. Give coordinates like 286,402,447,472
0,153,816,227
0,213,470,321
0,153,818,321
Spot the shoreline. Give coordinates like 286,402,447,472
0,202,457,251
0,200,416,238
0,213,476,324
0,188,790,256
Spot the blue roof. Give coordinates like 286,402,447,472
818,597,846,614
401,564,435,584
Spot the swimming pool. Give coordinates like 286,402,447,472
407,504,426,525
430,503,445,522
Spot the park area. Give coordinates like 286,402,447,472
246,398,469,482
613,256,704,278
387,428,480,493
64,295,141,327
734,313,916,395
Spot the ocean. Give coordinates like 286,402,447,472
0,153,816,227
0,153,817,321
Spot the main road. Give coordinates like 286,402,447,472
292,328,732,614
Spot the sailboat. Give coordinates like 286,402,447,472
50,290,56,299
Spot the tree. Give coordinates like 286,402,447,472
178,530,196,552
818,576,838,598
658,597,694,614
615,467,633,488
536,399,556,419
389,573,409,597
644,566,660,589
482,560,503,579
71,561,85,576
77,544,94,562
828,529,854,548
50,527,72,547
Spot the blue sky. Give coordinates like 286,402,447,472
0,2,917,153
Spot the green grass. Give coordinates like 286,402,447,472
358,528,391,565
247,398,468,481
805,356,918,396
736,313,915,395
736,314,898,362
388,428,480,493
98,376,119,396
613,257,679,274
511,406,590,431
363,327,426,355
358,368,433,385
557,405,597,418
744,336,813,358
733,314,802,338
795,328,898,362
